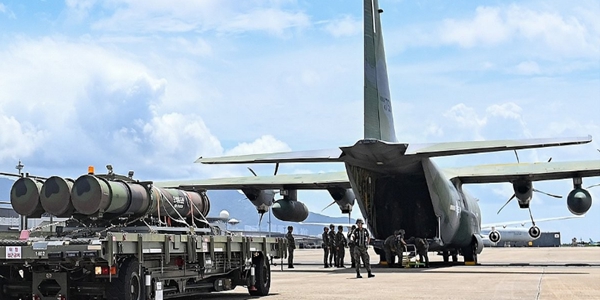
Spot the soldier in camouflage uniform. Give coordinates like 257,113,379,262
322,227,330,268
328,224,337,267
407,236,429,268
350,219,374,278
286,226,295,268
347,225,357,268
335,225,347,268
415,237,429,267
383,229,406,267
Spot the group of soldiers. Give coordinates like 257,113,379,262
285,220,430,278
383,229,430,268
322,219,374,278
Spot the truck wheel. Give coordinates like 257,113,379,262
248,255,271,296
108,259,144,300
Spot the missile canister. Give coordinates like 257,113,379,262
71,175,150,217
10,177,45,218
70,174,210,220
150,187,210,219
40,176,75,217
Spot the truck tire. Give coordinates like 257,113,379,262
108,258,144,300
248,254,270,296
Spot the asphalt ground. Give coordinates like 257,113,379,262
199,247,600,300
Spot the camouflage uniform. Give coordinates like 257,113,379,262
383,230,406,267
351,219,374,278
322,227,330,268
286,226,295,268
328,225,337,267
347,225,357,268
335,226,347,267
415,237,429,267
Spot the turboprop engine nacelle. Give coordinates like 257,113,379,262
513,179,533,208
528,226,541,239
567,187,592,216
327,187,355,214
242,188,275,214
272,189,309,222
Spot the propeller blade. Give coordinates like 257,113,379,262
514,150,520,163
497,194,516,214
321,201,336,212
586,183,600,189
533,188,562,198
258,212,264,227
274,163,280,176
248,167,258,177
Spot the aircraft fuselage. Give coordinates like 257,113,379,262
342,140,482,253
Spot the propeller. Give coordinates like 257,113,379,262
498,151,561,214
246,164,280,229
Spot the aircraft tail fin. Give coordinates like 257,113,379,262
363,0,397,142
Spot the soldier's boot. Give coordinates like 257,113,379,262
368,272,375,278
356,272,362,278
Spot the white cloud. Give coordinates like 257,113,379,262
224,135,291,156
219,8,310,36
89,1,310,36
514,61,541,75
486,103,523,120
437,4,600,58
324,15,361,37
444,103,487,129
65,0,98,22
0,115,46,161
0,2,15,19
441,7,511,48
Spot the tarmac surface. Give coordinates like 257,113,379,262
200,246,600,300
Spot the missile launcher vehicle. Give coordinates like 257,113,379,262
0,167,286,300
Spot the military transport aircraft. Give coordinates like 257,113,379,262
157,0,600,263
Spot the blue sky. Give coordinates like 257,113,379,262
0,0,599,241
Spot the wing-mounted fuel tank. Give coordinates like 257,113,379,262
272,189,309,222
9,167,212,227
567,177,592,215
326,187,355,214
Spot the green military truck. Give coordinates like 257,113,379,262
0,170,286,300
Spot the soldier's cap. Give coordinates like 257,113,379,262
356,218,364,225
329,224,335,228
287,226,293,230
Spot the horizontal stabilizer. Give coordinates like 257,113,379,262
154,171,350,190
196,148,342,164
406,135,592,157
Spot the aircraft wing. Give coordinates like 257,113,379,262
444,160,600,184
481,215,584,230
197,136,590,165
154,171,350,190
197,148,343,164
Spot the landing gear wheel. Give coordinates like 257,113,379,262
108,258,144,300
248,254,271,296
461,241,478,264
